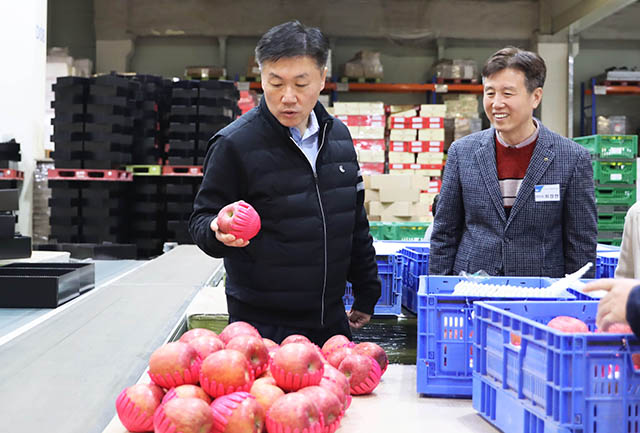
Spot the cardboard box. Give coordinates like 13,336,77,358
388,152,416,164
420,104,447,117
420,192,438,205
364,189,380,202
358,149,385,163
416,152,445,164
357,126,385,139
418,128,445,141
390,129,418,141
389,105,419,117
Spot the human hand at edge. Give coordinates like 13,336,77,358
347,309,372,329
583,278,638,331
210,217,250,248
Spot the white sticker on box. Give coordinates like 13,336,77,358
609,147,623,155
611,173,623,181
594,85,607,95
236,82,250,91
336,82,349,92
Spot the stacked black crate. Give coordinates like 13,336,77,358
48,174,83,243
84,74,135,169
168,80,199,165
164,167,202,244
50,77,89,168
196,80,239,163
129,168,166,258
0,140,29,258
131,74,169,165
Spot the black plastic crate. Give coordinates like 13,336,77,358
0,262,94,307
170,106,198,116
0,189,19,211
0,213,16,239
0,235,32,260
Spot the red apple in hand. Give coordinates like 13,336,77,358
354,342,388,375
266,393,323,433
162,384,212,405
115,383,165,432
547,316,589,333
219,321,262,344
210,391,265,433
179,327,218,344
270,342,324,391
226,334,270,377
338,354,382,395
217,200,261,241
154,397,214,433
148,342,202,388
298,386,343,433
200,349,255,398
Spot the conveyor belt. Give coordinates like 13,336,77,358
0,245,223,433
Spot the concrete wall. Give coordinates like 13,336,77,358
47,0,95,66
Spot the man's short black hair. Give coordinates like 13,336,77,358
482,46,546,93
255,21,329,70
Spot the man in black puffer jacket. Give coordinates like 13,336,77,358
189,21,381,346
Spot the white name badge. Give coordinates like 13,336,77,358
534,184,560,202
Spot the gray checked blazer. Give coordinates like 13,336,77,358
429,122,597,278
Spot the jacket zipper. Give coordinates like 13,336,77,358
289,122,329,326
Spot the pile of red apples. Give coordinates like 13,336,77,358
115,321,388,433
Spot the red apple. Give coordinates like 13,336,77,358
298,386,343,433
217,200,261,241
633,353,640,370
318,377,349,412
250,381,285,414
148,342,202,388
259,368,274,379
253,376,277,387
326,346,357,369
322,335,351,357
115,383,165,432
161,384,211,405
281,334,311,345
210,391,265,433
322,364,351,399
188,334,225,360
179,327,218,344
547,316,589,333
219,321,262,344
265,392,323,433
226,334,270,377
338,354,382,395
270,342,324,391
510,333,522,346
200,349,254,398
153,397,214,433
354,342,388,375
263,338,278,349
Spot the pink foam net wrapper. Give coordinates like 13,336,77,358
270,362,324,392
323,414,343,433
229,201,261,240
160,388,179,404
115,389,155,432
153,405,178,433
199,370,255,398
148,357,202,389
349,356,382,395
210,391,254,433
265,414,324,433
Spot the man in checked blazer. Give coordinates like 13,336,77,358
429,47,597,278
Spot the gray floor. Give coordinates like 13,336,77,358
0,246,223,433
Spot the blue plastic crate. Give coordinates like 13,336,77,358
473,300,640,433
416,275,594,398
597,242,621,253
399,244,430,313
343,253,402,315
596,251,620,278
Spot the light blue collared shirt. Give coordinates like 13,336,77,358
289,110,320,173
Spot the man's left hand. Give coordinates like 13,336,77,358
347,309,371,329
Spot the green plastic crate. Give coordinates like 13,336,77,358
595,185,636,206
574,134,638,159
597,231,623,246
594,159,637,184
597,211,626,231
368,222,429,240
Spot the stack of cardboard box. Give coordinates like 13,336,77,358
334,102,386,174
387,104,445,178
363,174,434,222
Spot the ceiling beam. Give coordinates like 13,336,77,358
552,0,638,35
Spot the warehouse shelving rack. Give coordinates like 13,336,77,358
580,77,640,136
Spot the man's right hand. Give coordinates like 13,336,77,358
583,278,638,331
210,217,250,248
